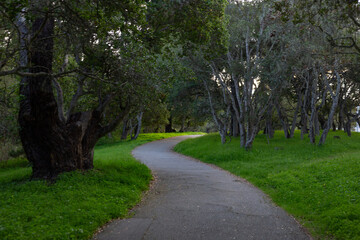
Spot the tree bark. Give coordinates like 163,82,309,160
264,104,274,139
290,93,301,138
128,119,134,139
300,112,308,140
301,76,310,140
231,113,239,137
18,12,130,179
18,15,84,179
165,116,175,133
314,111,320,136
338,104,344,130
180,118,185,133
309,72,318,144
121,118,129,140
344,115,352,137
332,122,337,131
318,67,342,145
203,80,227,144
275,99,290,138
131,111,143,140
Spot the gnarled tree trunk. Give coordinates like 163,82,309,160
18,15,73,179
18,14,129,180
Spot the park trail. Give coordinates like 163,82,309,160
94,135,312,240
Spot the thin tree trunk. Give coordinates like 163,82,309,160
300,111,308,139
338,106,344,130
301,76,310,140
264,104,274,139
309,72,318,144
290,94,301,138
211,62,242,145
180,118,185,132
203,80,227,144
344,118,352,137
314,111,320,136
165,116,175,133
332,122,337,131
275,99,290,138
318,68,342,145
131,111,143,140
232,113,239,137
121,118,129,140
128,119,134,138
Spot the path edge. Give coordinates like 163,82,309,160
170,136,314,240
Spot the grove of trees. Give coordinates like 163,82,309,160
0,0,359,179
182,0,360,149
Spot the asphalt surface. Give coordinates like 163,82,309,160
94,135,311,240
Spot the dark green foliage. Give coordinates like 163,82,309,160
147,0,228,53
8,147,25,158
175,131,360,239
0,77,19,142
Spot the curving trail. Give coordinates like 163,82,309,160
94,135,311,240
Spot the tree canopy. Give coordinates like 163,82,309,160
0,0,359,178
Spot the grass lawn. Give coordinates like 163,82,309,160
174,130,360,240
0,132,202,240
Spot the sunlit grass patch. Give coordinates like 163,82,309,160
175,131,360,239
0,132,202,240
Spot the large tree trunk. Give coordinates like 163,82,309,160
18,16,83,179
18,14,129,180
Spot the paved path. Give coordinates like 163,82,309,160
94,136,311,240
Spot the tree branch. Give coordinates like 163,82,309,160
96,93,114,113
66,77,85,120
52,78,66,123
98,105,131,137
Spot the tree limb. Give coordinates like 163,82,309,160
66,77,85,120
52,78,66,123
98,105,131,137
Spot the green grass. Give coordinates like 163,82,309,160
174,131,360,240
0,132,203,240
